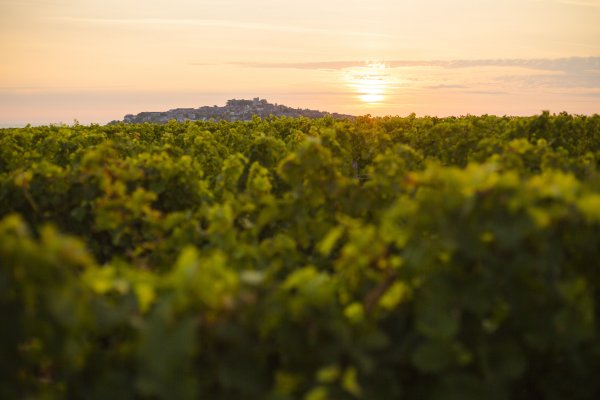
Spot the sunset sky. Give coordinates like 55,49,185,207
1,0,599,125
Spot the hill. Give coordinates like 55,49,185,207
114,97,354,123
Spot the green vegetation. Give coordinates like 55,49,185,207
1,112,600,399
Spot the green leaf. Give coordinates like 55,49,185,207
411,340,456,373
317,225,345,256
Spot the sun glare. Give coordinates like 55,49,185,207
346,62,392,105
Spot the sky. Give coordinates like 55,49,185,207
1,0,599,125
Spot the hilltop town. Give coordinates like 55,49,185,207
114,98,354,124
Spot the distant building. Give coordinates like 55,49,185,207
116,98,354,124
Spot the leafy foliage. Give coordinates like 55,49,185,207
1,113,600,399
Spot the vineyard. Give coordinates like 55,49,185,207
1,112,600,399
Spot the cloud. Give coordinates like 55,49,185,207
488,58,600,89
58,17,388,38
466,90,510,96
529,0,600,8
555,0,600,8
228,57,599,72
229,60,446,70
225,61,363,70
444,57,600,72
226,57,600,89
426,84,468,89
445,57,600,88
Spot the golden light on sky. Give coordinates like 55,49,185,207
346,62,393,104
0,0,599,125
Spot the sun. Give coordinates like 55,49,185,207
346,62,391,105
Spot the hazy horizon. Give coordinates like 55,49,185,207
1,0,599,125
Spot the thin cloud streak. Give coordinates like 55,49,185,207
444,57,600,72
466,90,510,96
57,17,389,38
228,57,600,73
225,61,364,70
529,0,600,8
228,60,447,70
426,84,468,89
556,0,600,8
